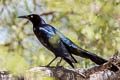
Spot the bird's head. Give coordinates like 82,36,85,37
18,14,46,26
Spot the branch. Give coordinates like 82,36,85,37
0,51,120,80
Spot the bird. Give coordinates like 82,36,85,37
18,14,118,71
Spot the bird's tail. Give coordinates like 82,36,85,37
76,48,108,65
72,48,118,71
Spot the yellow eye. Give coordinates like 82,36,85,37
31,15,33,18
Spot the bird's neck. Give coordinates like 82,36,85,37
33,19,46,27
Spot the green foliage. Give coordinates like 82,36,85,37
0,0,120,76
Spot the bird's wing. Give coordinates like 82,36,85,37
54,27,81,55
54,27,109,65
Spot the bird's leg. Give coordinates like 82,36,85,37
56,57,62,67
46,57,57,67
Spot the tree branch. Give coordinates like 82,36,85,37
0,51,120,80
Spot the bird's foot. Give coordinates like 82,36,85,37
56,66,64,69
38,64,50,68
39,65,49,67
41,65,55,68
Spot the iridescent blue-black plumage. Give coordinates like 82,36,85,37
33,24,77,68
18,14,118,71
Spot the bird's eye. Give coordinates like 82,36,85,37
31,15,33,18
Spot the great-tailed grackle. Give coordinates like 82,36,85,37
18,14,118,71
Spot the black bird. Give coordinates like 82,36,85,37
18,14,118,71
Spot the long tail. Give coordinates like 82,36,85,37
72,48,118,71
75,48,108,65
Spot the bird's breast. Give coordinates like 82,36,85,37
33,27,49,47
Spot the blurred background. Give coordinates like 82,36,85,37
0,0,120,75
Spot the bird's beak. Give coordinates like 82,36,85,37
18,15,28,19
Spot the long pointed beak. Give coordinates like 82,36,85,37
18,15,28,19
